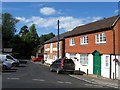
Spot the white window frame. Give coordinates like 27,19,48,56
95,33,106,44
69,38,75,46
105,56,109,67
80,35,88,45
80,54,88,66
70,53,76,60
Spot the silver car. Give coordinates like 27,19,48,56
0,59,12,71
0,54,20,67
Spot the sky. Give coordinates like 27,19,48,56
2,2,119,36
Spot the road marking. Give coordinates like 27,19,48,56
65,82,72,84
32,79,45,82
57,81,72,84
85,84,103,88
6,78,20,80
57,81,64,83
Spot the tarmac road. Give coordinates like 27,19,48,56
2,60,113,89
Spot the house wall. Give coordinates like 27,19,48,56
114,19,120,54
44,41,63,64
65,30,114,54
65,20,120,79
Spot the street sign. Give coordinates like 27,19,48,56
3,48,12,53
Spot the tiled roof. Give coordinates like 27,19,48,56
65,15,120,38
44,31,69,44
44,15,119,44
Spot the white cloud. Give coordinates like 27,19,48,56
40,7,57,15
114,9,120,13
16,16,102,31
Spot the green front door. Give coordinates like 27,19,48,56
93,51,101,76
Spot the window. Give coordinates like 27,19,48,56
69,38,75,46
80,54,88,66
80,36,88,45
70,53,76,59
105,56,109,67
96,33,106,44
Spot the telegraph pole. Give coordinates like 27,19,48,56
57,20,60,59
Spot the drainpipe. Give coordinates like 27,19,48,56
110,54,112,79
112,28,116,79
111,15,120,79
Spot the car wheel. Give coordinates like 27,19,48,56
2,65,6,71
12,63,16,67
70,71,74,74
57,69,60,74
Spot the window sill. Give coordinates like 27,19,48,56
80,44,88,46
69,44,75,46
81,64,88,66
96,42,106,44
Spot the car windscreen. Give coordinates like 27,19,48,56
64,59,74,64
6,55,13,60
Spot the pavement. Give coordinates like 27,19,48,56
42,62,119,89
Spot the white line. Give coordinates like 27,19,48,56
57,81,64,83
32,79,45,81
65,82,72,84
7,78,20,80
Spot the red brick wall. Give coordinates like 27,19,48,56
65,30,114,54
44,41,63,59
65,20,120,54
114,19,120,54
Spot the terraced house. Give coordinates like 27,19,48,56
44,15,120,79
44,32,68,64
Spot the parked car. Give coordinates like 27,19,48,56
49,58,75,74
32,55,44,62
0,54,20,67
0,59,12,71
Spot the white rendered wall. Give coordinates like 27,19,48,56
118,56,120,80
111,55,119,79
79,54,93,74
101,55,110,78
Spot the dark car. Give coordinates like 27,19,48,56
49,58,75,74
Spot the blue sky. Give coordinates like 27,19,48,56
2,2,119,36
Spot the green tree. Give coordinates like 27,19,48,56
2,13,19,47
29,24,39,55
19,25,29,36
29,24,38,42
39,32,55,45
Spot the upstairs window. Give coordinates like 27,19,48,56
69,38,75,46
96,33,106,44
80,36,88,45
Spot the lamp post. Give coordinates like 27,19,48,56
57,20,60,59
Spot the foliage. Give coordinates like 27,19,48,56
2,13,19,47
39,32,55,46
2,13,55,59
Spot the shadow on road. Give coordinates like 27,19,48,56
16,65,26,67
19,61,28,64
2,69,17,73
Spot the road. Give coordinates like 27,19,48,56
2,60,113,89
